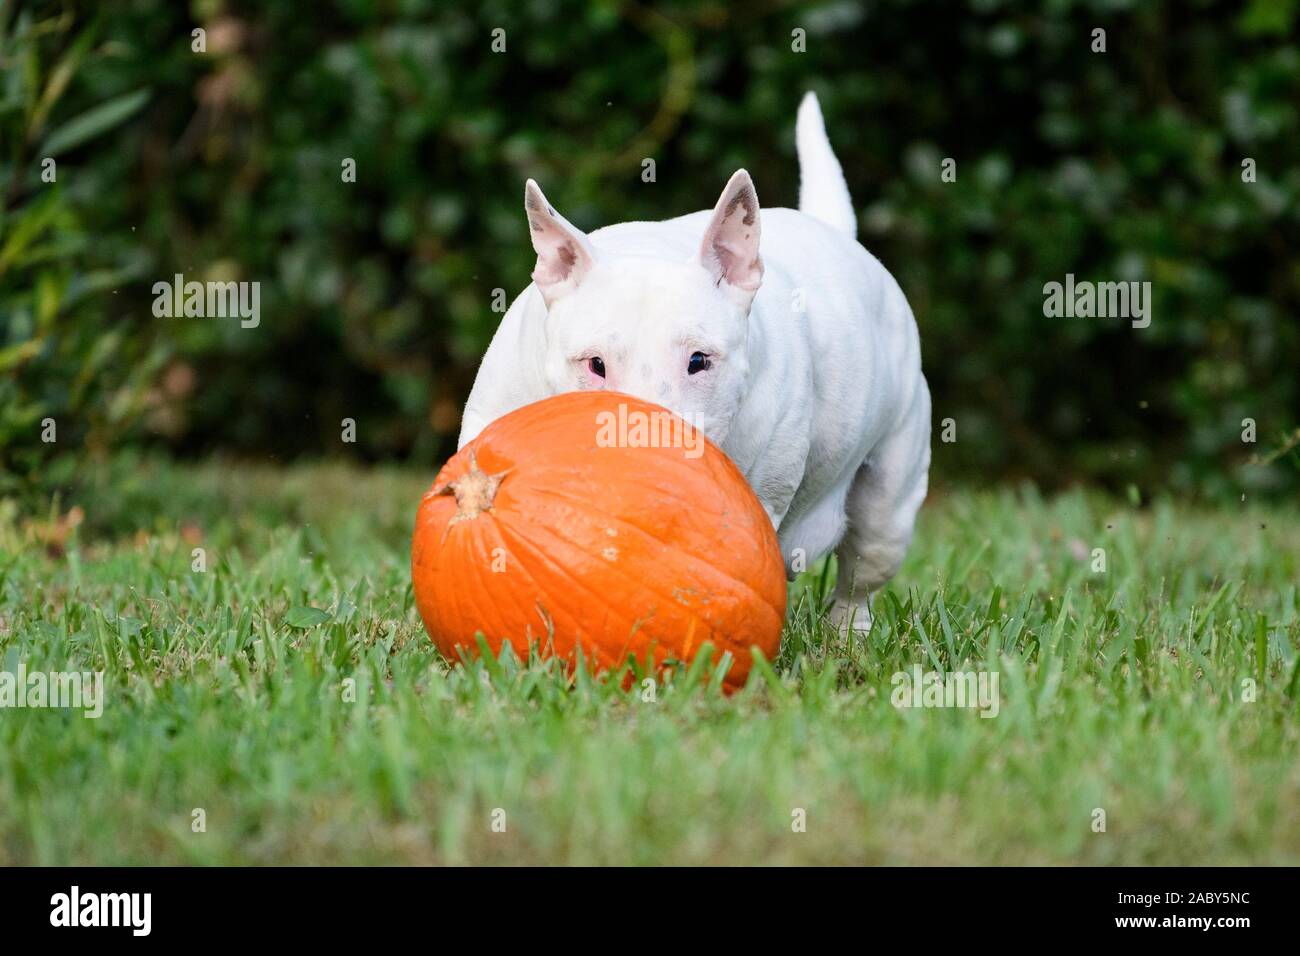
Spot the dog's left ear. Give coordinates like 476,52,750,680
698,169,763,307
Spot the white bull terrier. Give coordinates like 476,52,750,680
459,92,931,630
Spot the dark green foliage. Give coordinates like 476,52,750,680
0,8,160,492
3,0,1298,496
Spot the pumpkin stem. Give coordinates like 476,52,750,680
438,452,508,527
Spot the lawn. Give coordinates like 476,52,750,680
1,457,1297,865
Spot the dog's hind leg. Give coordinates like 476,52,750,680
831,388,931,633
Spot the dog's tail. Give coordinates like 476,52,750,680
795,91,857,238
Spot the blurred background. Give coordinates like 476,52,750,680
2,0,1298,512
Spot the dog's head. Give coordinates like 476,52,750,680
524,170,763,445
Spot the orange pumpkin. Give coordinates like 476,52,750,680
411,391,786,689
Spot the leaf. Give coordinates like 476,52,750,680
1239,0,1299,36
1255,614,1269,684
28,24,99,137
0,339,43,372
39,87,150,157
0,190,63,278
285,606,331,629
35,269,65,326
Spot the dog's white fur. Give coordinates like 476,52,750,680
459,93,930,629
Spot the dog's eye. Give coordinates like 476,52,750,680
588,356,606,378
687,351,711,375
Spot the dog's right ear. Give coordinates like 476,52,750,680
697,169,763,309
525,180,595,307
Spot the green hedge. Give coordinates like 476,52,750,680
2,0,1297,499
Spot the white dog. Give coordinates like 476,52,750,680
459,93,930,630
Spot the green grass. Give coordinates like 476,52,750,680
1,456,1298,865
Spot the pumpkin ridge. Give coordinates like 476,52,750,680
521,482,730,549
431,523,490,656
519,469,733,524
498,503,768,665
424,499,523,656
487,516,629,668
517,463,738,520
498,509,719,659
452,513,575,659
514,484,784,627
490,512,660,664
533,485,784,635
456,520,522,653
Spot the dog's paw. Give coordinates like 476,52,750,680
829,598,873,635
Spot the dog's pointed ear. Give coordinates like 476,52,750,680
698,169,763,307
525,179,595,307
